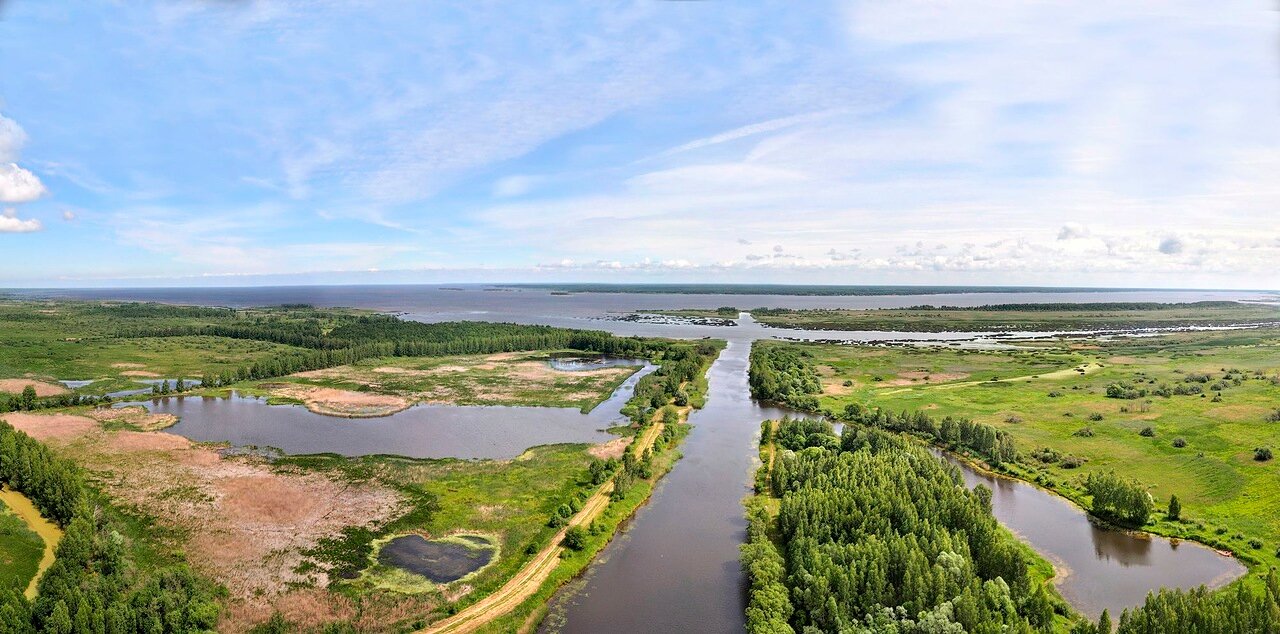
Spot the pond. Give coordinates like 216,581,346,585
935,450,1246,619
132,365,654,460
377,534,496,584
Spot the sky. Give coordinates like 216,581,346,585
0,1,1278,289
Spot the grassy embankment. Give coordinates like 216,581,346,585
652,301,1280,332
764,326,1280,590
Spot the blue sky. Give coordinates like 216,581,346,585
1,1,1277,288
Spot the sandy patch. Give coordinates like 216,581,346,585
111,362,146,369
0,379,69,397
1106,356,1140,365
87,406,178,431
883,371,969,387
822,380,854,396
121,370,161,378
2,412,98,440
588,437,632,460
273,385,411,418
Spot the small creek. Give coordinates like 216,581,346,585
133,364,653,460
0,486,63,600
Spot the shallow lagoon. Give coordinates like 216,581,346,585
134,365,653,460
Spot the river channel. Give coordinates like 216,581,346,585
28,285,1256,629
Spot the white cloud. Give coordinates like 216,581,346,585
62,210,77,222
0,114,28,163
0,163,47,203
0,207,42,233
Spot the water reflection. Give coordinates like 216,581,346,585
134,365,654,460
937,451,1243,618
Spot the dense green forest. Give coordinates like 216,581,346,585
0,420,221,633
748,345,822,410
747,420,1058,633
96,303,682,387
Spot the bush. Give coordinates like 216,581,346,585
1060,456,1085,469
1172,437,1187,448
1249,538,1263,550
1004,414,1023,424
563,526,588,551
1073,427,1095,437
1139,426,1156,437
1255,447,1273,462
1087,412,1104,421
1266,409,1280,423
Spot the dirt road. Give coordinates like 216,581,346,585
419,422,667,634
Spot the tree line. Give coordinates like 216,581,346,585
748,421,1058,633
748,345,822,410
0,420,221,632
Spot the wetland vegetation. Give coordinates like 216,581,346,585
0,298,721,631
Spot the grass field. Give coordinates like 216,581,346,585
653,301,1280,332
0,494,44,595
775,327,1280,578
251,351,642,413
0,301,312,389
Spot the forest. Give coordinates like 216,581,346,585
748,420,1058,633
746,418,1280,633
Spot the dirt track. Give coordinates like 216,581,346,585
419,422,667,634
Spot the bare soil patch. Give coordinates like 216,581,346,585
588,436,632,460
0,378,68,397
2,412,97,440
120,370,161,378
273,385,411,417
1207,405,1271,423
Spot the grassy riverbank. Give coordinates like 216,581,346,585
651,301,1280,332
756,326,1280,590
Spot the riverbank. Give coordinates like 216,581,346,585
0,486,62,599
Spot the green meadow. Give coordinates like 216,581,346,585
780,327,1280,572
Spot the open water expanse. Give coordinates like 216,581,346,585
24,284,1258,630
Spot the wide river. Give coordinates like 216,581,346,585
21,285,1260,628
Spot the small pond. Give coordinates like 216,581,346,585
935,450,1246,619
377,534,496,584
131,364,654,460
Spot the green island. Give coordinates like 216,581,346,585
745,316,1280,632
0,300,720,632
652,301,1280,332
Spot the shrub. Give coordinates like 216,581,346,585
563,526,588,551
1139,426,1156,437
1047,390,1064,398
1060,456,1085,469
1256,447,1274,462
1249,538,1264,550
841,380,853,387
1073,427,1095,437
1172,437,1187,448
1005,414,1024,424
1088,412,1104,422
1266,409,1280,423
